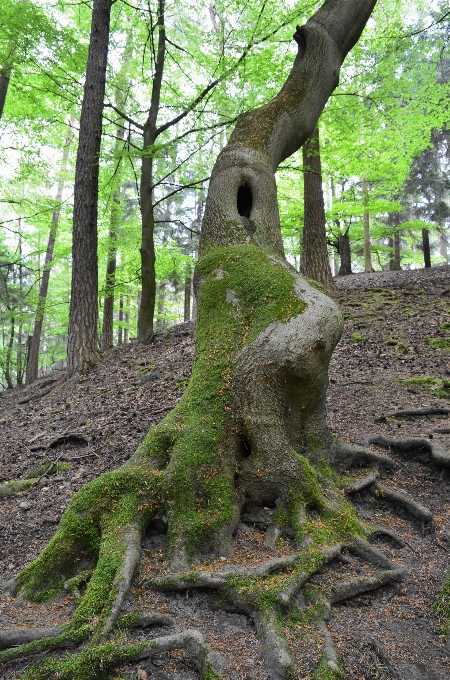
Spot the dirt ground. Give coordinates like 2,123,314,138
1,265,450,679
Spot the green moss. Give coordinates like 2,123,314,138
137,244,308,557
23,641,148,680
350,332,365,342
312,657,343,679
426,337,450,350
433,570,450,635
400,375,450,400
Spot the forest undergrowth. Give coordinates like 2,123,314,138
1,265,450,679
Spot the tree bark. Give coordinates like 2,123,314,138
422,228,431,268
301,126,336,292
26,123,74,385
337,231,352,275
137,0,165,343
387,210,401,271
67,0,112,375
117,294,123,345
362,176,373,272
184,275,192,322
4,313,14,389
11,2,379,674
0,62,12,122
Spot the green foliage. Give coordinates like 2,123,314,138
350,332,365,342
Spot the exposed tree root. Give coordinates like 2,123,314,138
315,617,341,676
345,470,378,494
369,527,416,553
374,482,433,523
364,434,450,468
375,407,450,422
0,626,64,651
328,569,406,605
16,629,222,680
370,638,402,679
334,439,395,469
253,608,296,680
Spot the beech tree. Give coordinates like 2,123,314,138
6,1,450,678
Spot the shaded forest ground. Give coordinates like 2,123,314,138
1,265,450,679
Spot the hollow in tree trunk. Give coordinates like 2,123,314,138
3,2,389,678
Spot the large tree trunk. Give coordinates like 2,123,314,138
26,123,73,385
301,126,336,292
7,2,380,677
66,0,112,375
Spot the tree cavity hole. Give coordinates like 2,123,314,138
237,181,252,218
239,435,251,459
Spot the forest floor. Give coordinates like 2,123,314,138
1,265,450,679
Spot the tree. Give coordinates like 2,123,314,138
6,2,428,678
66,0,113,375
301,125,336,292
26,121,74,384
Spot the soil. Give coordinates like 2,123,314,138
1,266,450,679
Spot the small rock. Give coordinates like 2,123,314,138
19,501,31,510
220,556,227,561
63,481,71,489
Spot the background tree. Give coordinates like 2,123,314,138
1,3,385,679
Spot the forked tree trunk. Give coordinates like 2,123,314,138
67,0,112,375
26,123,74,385
301,126,336,292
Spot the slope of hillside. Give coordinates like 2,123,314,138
1,267,450,679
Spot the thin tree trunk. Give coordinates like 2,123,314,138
137,0,165,343
67,0,112,375
16,237,24,386
337,231,352,275
124,303,129,344
439,230,448,263
118,295,123,345
422,228,431,268
301,126,336,292
0,62,12,122
5,313,15,389
184,275,191,322
362,176,373,272
26,122,74,384
100,31,132,352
